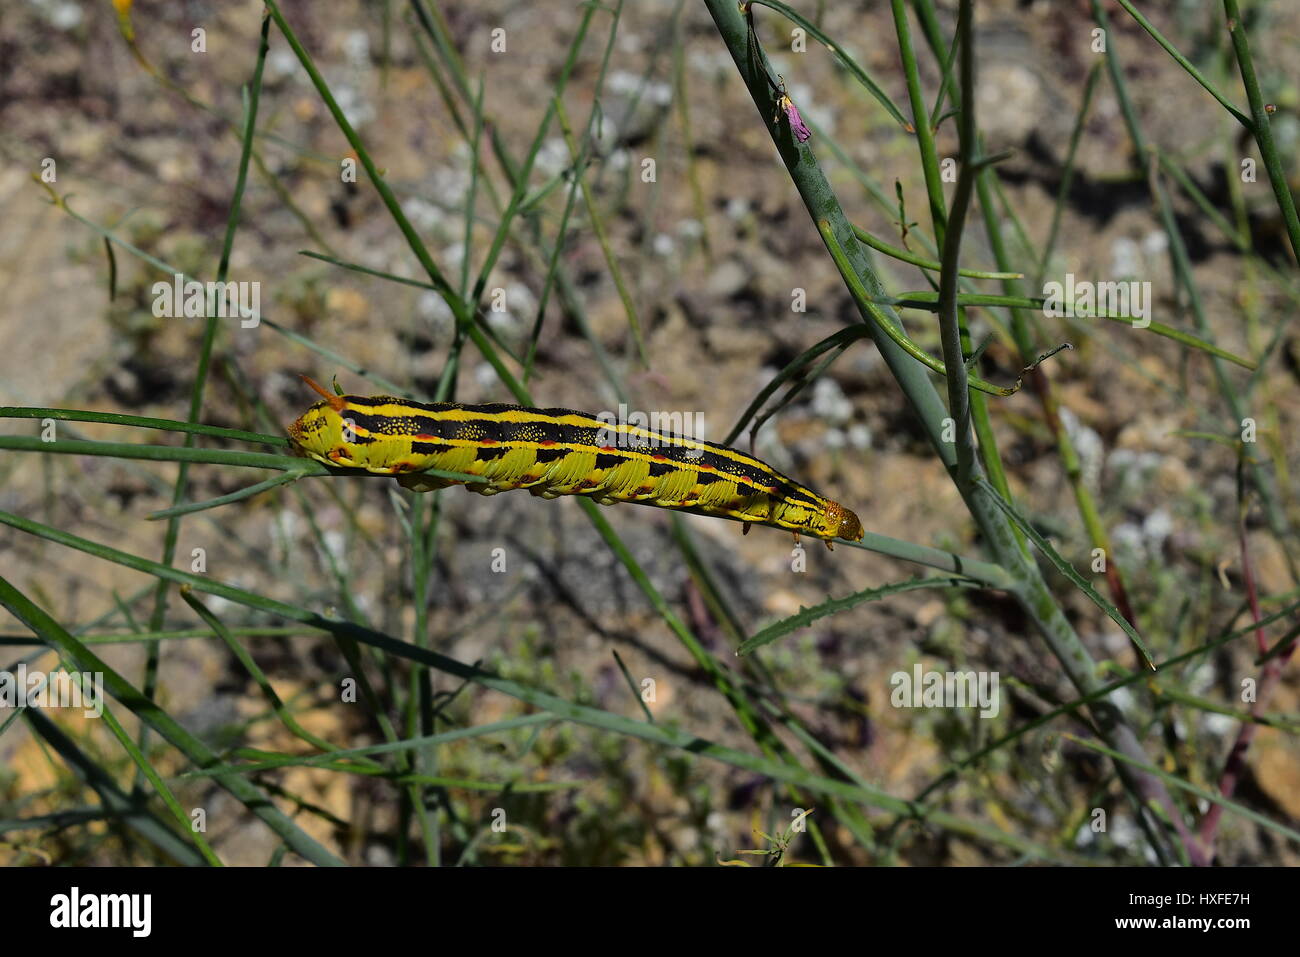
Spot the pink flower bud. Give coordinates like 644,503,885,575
778,94,812,143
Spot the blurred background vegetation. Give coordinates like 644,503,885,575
0,0,1298,866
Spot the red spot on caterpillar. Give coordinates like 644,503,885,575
599,445,616,452
414,433,438,441
480,438,497,445
539,440,557,447
652,454,668,461
328,448,344,462
578,479,598,489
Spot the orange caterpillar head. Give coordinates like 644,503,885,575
820,500,864,542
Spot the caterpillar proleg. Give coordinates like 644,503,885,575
287,377,864,545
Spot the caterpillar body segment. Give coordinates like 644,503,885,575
287,378,864,544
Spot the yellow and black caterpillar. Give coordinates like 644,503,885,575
287,377,863,545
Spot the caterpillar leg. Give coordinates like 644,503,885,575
742,522,751,536
824,540,835,552
394,473,452,494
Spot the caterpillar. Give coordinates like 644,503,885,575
286,377,863,546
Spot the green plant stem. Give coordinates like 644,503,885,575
894,0,1018,515
1113,0,1252,128
712,0,1199,866
852,225,1020,279
934,0,978,493
1221,0,1300,264
891,0,947,236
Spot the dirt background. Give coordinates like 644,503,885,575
1,0,1298,865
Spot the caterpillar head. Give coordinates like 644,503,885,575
286,376,353,465
820,500,863,542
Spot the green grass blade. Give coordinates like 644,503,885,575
739,576,982,655
0,573,345,866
